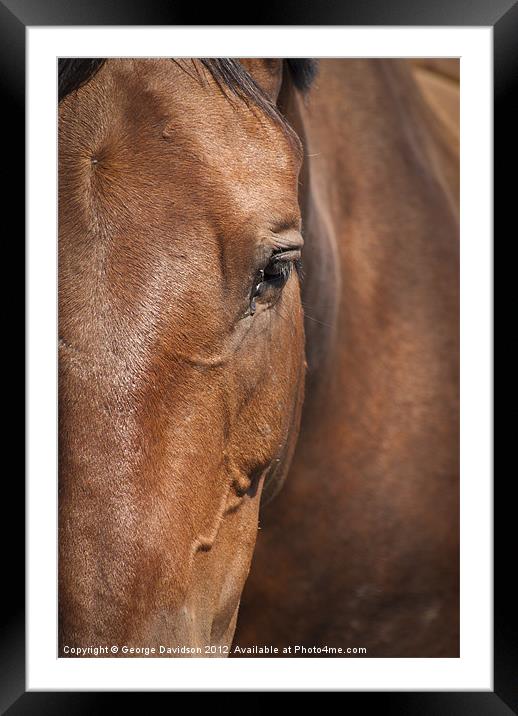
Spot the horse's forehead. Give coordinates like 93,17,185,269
104,59,298,173
59,59,301,237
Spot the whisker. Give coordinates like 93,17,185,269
302,311,333,328
300,301,334,328
271,304,297,333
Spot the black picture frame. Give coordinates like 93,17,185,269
11,0,505,710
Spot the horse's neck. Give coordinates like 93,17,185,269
291,60,459,417
240,63,460,653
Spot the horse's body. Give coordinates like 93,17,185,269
235,59,459,656
59,58,459,657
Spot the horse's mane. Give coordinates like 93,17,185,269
58,59,317,125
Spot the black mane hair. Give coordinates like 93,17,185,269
285,59,319,92
57,58,318,122
58,58,106,103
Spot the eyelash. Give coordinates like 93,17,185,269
264,257,295,283
249,252,300,315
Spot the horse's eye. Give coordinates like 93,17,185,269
249,250,300,315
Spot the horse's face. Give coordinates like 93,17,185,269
59,59,305,651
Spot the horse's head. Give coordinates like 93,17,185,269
58,59,312,652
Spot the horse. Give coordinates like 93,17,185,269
58,57,314,655
58,58,459,657
234,59,460,657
